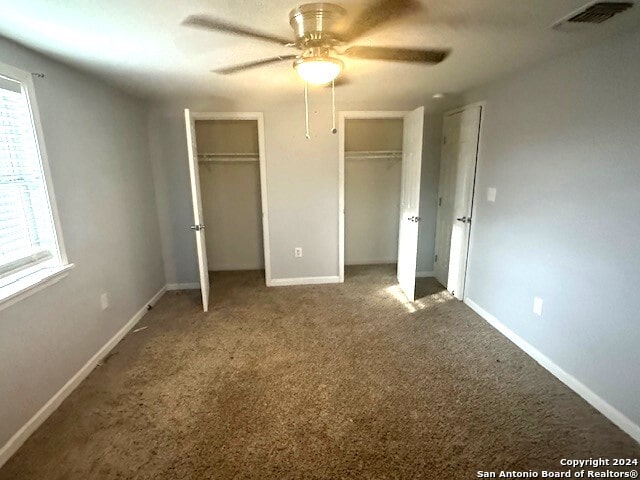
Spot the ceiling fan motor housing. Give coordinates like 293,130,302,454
289,3,347,47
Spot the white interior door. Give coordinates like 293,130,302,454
434,114,459,286
184,109,210,312
396,106,425,301
434,105,482,300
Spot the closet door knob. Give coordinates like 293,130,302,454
190,224,205,231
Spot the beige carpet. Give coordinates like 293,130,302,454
1,265,638,479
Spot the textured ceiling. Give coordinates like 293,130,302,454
1,0,639,101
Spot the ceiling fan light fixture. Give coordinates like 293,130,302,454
294,56,343,85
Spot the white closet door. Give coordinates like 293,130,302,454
396,107,425,301
184,109,210,312
434,115,459,286
434,105,482,300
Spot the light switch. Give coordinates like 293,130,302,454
487,187,497,203
100,292,110,310
533,297,544,316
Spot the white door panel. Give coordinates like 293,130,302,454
434,106,482,299
434,115,459,286
184,109,210,312
396,107,425,301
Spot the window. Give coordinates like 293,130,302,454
0,62,70,307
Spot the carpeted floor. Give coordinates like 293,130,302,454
1,265,638,479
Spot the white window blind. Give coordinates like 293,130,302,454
0,74,60,284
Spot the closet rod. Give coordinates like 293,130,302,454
198,158,258,163
198,152,259,163
198,152,259,158
345,150,402,161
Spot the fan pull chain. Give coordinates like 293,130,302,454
331,79,337,134
304,81,310,139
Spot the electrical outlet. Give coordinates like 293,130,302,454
294,247,303,258
533,297,543,316
100,292,110,310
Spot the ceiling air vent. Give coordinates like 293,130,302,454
553,1,634,30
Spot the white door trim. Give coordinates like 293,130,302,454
338,111,409,283
445,101,486,117
188,112,273,286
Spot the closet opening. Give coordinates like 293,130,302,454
194,118,266,280
343,117,404,279
338,108,427,301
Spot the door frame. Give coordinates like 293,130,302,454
338,111,409,282
440,101,486,300
189,111,273,286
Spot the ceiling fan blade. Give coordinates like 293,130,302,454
344,46,450,64
213,55,298,75
341,0,420,42
183,15,294,47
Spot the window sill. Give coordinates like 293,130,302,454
0,264,75,312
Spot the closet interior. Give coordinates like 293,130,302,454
195,119,265,273
344,118,404,271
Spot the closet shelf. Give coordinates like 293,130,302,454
345,150,402,161
198,152,259,163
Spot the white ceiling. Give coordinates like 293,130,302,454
1,0,639,101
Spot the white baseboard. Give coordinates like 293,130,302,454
269,276,340,287
344,260,397,266
0,285,167,468
166,282,200,290
464,297,640,445
416,271,435,278
209,265,265,272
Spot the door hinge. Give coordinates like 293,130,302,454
443,135,447,145
438,197,442,206
434,254,438,262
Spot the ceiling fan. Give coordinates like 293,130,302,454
182,0,451,85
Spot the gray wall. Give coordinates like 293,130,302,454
148,97,443,284
0,38,165,446
462,29,640,427
345,119,403,266
345,118,404,151
195,120,264,271
195,119,259,154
